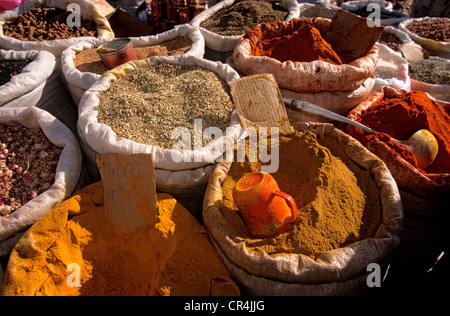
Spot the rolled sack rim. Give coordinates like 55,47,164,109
398,17,450,52
202,123,403,284
232,19,380,93
78,55,243,171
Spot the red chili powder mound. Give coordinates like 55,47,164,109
251,23,343,65
357,91,450,174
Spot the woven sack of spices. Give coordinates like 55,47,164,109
409,57,450,102
0,0,114,57
0,181,241,296
344,87,450,273
372,43,411,92
190,0,300,53
399,17,450,58
341,0,393,11
77,55,241,218
0,106,83,258
203,124,403,295
0,49,78,134
60,24,205,106
232,18,380,93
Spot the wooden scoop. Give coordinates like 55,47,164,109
284,97,439,169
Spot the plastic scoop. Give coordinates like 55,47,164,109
283,97,439,169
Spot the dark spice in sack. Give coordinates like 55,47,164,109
0,59,31,86
2,7,97,41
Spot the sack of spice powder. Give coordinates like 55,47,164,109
344,86,450,273
60,24,205,107
0,181,241,296
203,123,403,295
399,17,450,58
232,17,380,93
0,0,114,57
0,106,83,258
0,49,79,134
77,55,242,218
190,0,300,53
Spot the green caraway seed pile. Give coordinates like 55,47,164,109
97,63,235,149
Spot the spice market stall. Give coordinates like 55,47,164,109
231,12,381,123
344,87,450,279
190,0,300,62
77,55,241,218
203,123,403,295
0,0,114,57
61,24,205,106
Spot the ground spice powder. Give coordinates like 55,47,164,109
97,63,235,148
200,0,288,36
74,37,193,75
250,23,343,64
220,131,381,258
353,90,450,174
1,182,240,296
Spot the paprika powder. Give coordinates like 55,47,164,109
347,89,450,175
251,23,343,64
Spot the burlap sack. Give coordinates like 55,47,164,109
77,55,241,218
341,0,393,10
281,76,375,124
0,0,114,56
409,57,450,102
232,18,380,93
61,24,205,106
190,0,300,53
0,106,82,256
203,123,403,295
345,86,450,273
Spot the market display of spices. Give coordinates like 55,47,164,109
0,59,31,86
406,18,450,42
0,0,449,297
250,23,344,64
409,58,450,85
220,131,381,258
2,7,97,41
0,124,62,216
97,63,234,148
74,37,193,75
346,90,450,174
199,0,288,36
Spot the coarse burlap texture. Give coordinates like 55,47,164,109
77,55,242,217
345,87,450,273
190,0,300,53
0,106,83,256
61,24,206,106
203,123,403,295
399,17,450,58
232,17,380,93
280,76,375,124
0,0,114,56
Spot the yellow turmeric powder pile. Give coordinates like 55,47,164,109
221,131,381,258
1,182,240,296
